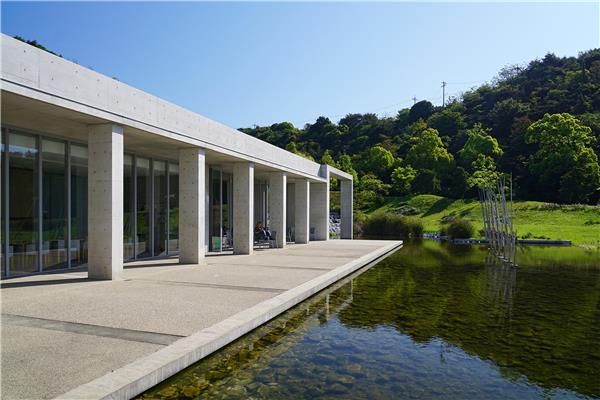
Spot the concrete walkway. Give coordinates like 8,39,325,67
1,240,401,400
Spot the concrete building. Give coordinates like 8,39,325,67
0,34,353,280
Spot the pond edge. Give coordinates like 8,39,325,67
55,240,403,400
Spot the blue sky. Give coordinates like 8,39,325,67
2,2,598,129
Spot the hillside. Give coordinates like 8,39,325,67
242,49,600,206
367,194,600,247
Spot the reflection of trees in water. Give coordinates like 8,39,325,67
484,253,518,325
337,243,600,397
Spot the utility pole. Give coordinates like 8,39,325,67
412,96,417,105
441,81,447,107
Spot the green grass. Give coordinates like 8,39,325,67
369,194,600,248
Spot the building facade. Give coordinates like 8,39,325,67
0,34,353,279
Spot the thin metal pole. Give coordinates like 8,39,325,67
510,174,517,266
479,187,489,246
498,177,510,260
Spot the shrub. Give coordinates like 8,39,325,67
353,211,367,237
362,212,423,238
444,218,474,239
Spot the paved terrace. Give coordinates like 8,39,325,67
1,240,401,400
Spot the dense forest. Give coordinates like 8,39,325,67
240,49,600,208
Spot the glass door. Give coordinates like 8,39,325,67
221,172,233,250
209,167,233,252
135,157,151,258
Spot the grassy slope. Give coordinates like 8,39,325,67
369,194,600,247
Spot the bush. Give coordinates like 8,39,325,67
443,218,474,239
353,211,367,237
362,212,423,238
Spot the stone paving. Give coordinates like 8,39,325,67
1,240,400,399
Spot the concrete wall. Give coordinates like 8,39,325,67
1,35,324,180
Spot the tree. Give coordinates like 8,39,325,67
409,100,435,123
406,128,454,174
321,150,336,167
391,165,417,195
14,35,62,57
525,113,600,203
458,123,503,167
285,142,315,161
337,154,359,184
412,169,441,194
362,145,395,177
358,173,390,208
466,154,500,189
427,109,466,141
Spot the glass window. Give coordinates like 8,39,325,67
1,128,5,277
222,173,232,249
124,154,135,260
41,139,67,271
70,144,88,267
153,160,167,256
168,163,179,253
210,168,222,251
136,157,151,258
8,132,38,275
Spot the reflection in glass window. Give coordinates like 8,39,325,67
153,160,167,256
210,168,222,251
42,139,67,271
168,163,179,253
71,144,88,267
8,132,38,275
124,154,135,260
136,157,151,258
1,128,5,277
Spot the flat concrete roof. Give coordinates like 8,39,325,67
1,34,345,182
1,240,401,400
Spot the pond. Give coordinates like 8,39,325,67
138,241,600,400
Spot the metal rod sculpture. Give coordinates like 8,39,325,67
478,175,517,266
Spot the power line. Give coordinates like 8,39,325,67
445,79,487,86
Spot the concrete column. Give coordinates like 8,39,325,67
179,148,205,264
340,180,353,239
269,172,286,248
233,162,254,254
310,180,329,241
87,124,123,280
294,179,310,244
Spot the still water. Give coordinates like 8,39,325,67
139,241,600,400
